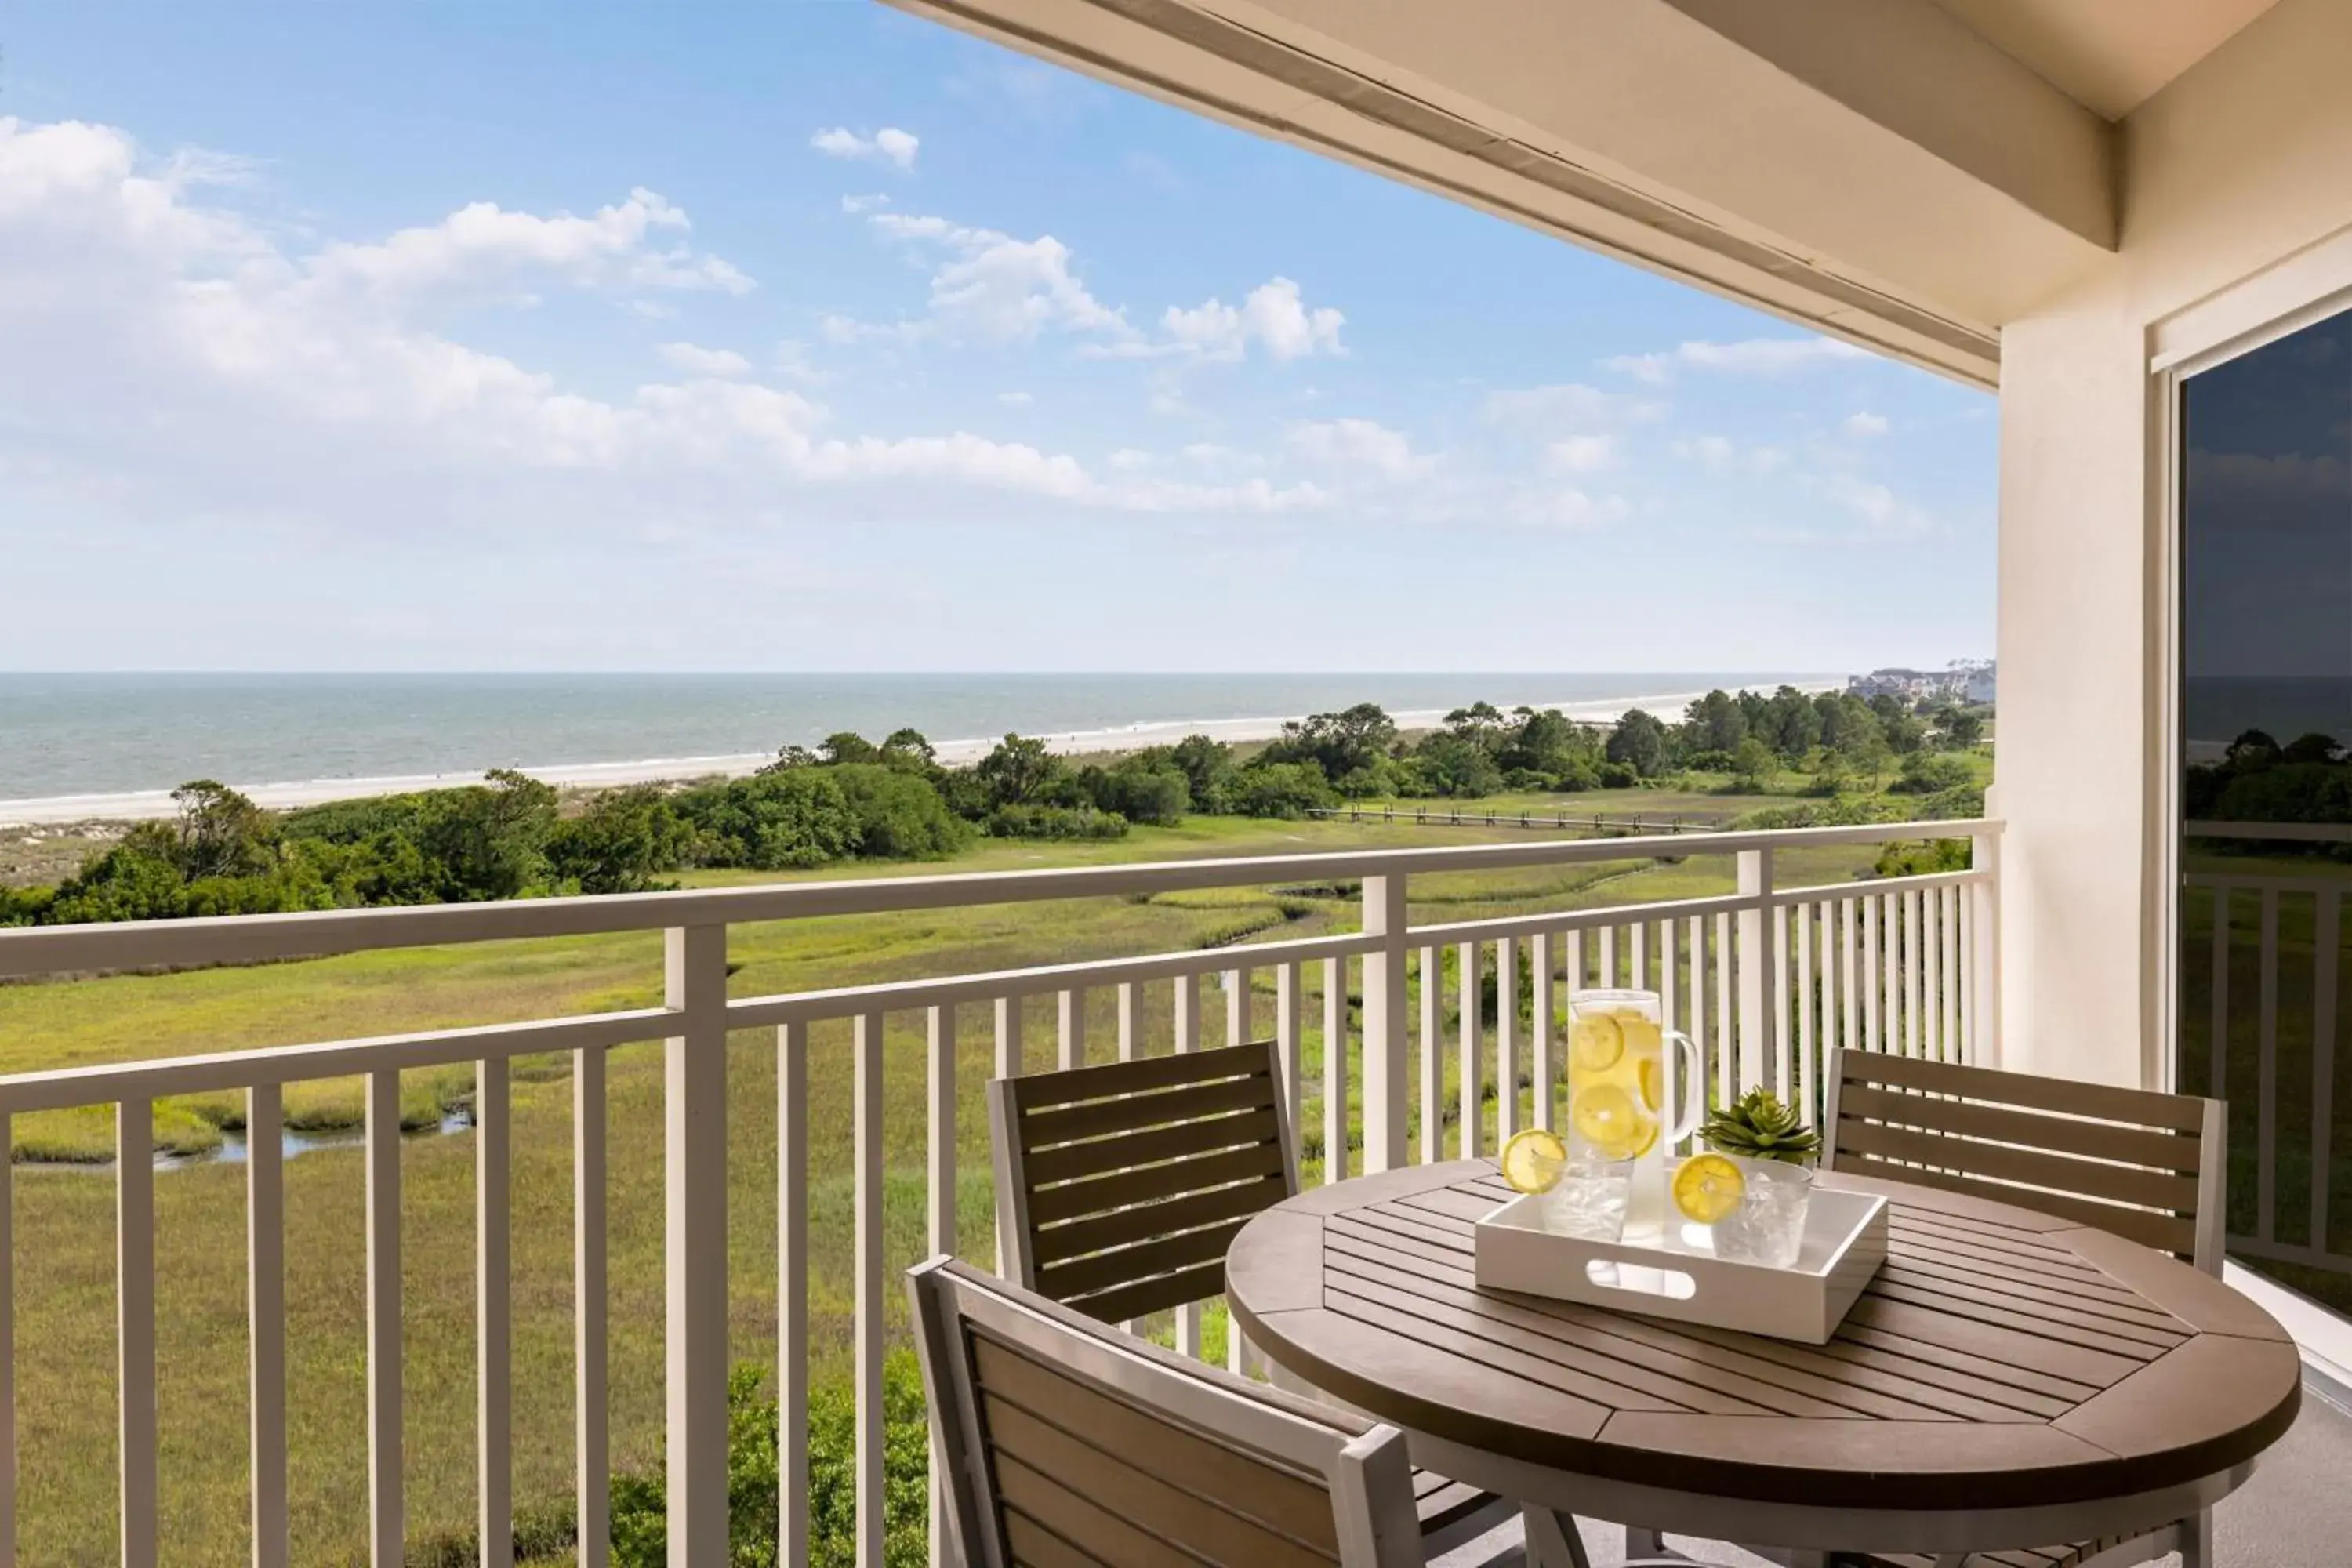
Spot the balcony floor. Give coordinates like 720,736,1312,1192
1450,1371,2352,1566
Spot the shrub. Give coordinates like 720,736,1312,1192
985,804,1129,840
828,764,972,859
1889,751,1974,796
1595,761,1638,789
1231,761,1337,819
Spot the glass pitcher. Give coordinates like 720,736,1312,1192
1564,988,1702,1240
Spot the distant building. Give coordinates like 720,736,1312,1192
1848,660,1994,706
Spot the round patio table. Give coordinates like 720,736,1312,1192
1225,1159,2303,1559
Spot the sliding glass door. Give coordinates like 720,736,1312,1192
2178,307,2352,1315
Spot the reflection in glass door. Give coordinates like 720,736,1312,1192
2178,307,2352,1318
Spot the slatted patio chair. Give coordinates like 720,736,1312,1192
909,1254,1428,1568
1817,1047,2227,1568
985,1039,1516,1561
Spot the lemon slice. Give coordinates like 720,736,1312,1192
1673,1154,1747,1225
1569,1014,1624,1073
1638,1058,1664,1111
1571,1084,1642,1156
1626,1118,1660,1159
1501,1127,1568,1195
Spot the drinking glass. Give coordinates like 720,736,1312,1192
1711,1156,1817,1268
1541,1153,1635,1241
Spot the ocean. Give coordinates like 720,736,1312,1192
0,672,1835,811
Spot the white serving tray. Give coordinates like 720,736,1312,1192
1472,1185,1887,1345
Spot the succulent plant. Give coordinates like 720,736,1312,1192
1702,1087,1821,1165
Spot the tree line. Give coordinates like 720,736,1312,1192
0,685,1987,927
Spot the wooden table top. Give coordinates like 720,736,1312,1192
1225,1160,2302,1515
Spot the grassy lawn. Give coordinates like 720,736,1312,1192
0,802,1937,1564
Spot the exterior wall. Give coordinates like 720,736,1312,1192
1997,0,2352,1087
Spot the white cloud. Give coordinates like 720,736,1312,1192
1158,278,1343,361
1106,448,1155,471
0,114,1323,544
1546,434,1617,474
996,390,1033,405
1826,473,1931,538
307,186,752,303
810,127,919,172
1673,436,1787,476
838,210,1135,347
1285,418,1433,480
1482,383,1661,430
1513,488,1632,531
1843,411,1889,438
658,341,752,378
1605,336,1871,383
840,193,892,214
772,339,831,385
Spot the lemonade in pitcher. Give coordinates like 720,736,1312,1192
1564,989,1700,1236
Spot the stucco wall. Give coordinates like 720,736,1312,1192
1997,0,2352,1086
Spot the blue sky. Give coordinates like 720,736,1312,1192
0,0,1994,674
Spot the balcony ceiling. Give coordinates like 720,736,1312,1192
1929,0,2282,120
889,0,2278,390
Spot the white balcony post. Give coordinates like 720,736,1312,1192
664,924,729,1567
1359,873,1409,1173
1971,826,2003,1069
1735,848,1776,1097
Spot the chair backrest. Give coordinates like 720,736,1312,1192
1823,1047,2227,1271
987,1038,1297,1321
909,1255,1422,1568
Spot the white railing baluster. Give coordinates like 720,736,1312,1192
575,1040,610,1568
1058,987,1085,1070
0,1111,9,1568
1631,922,1648,995
2259,890,2279,1245
1841,898,1860,1062
1117,982,1142,1062
365,1070,401,1568
1971,826,2003,1066
1686,917,1706,1126
2314,892,2339,1258
1226,968,1250,1047
775,1025,807,1568
1495,938,1517,1144
1735,849,1771,1096
1319,960,1344,1185
1567,930,1584,993
1771,901,1791,1103
1599,926,1616,989
1906,889,1926,1060
247,1084,286,1568
1360,876,1409,1174
664,925,729,1564
854,1011,885,1568
924,1004,953,1568
1941,885,1961,1065
1722,912,1740,1100
1923,887,1944,1062
991,997,1020,1279
1276,965,1304,1165
1796,903,1817,1125
1418,947,1442,1161
1863,895,1882,1054
2212,887,2230,1102
118,1097,157,1568
477,1056,513,1568
1530,933,1554,1134
1456,942,1483,1159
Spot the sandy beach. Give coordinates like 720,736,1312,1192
0,683,1841,828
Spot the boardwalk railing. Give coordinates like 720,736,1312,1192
0,817,2000,1567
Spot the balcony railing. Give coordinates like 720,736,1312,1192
0,818,1999,1566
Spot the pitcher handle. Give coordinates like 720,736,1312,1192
1661,1028,1705,1149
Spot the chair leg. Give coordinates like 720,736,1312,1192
1520,1506,1593,1568
1624,1525,1668,1559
